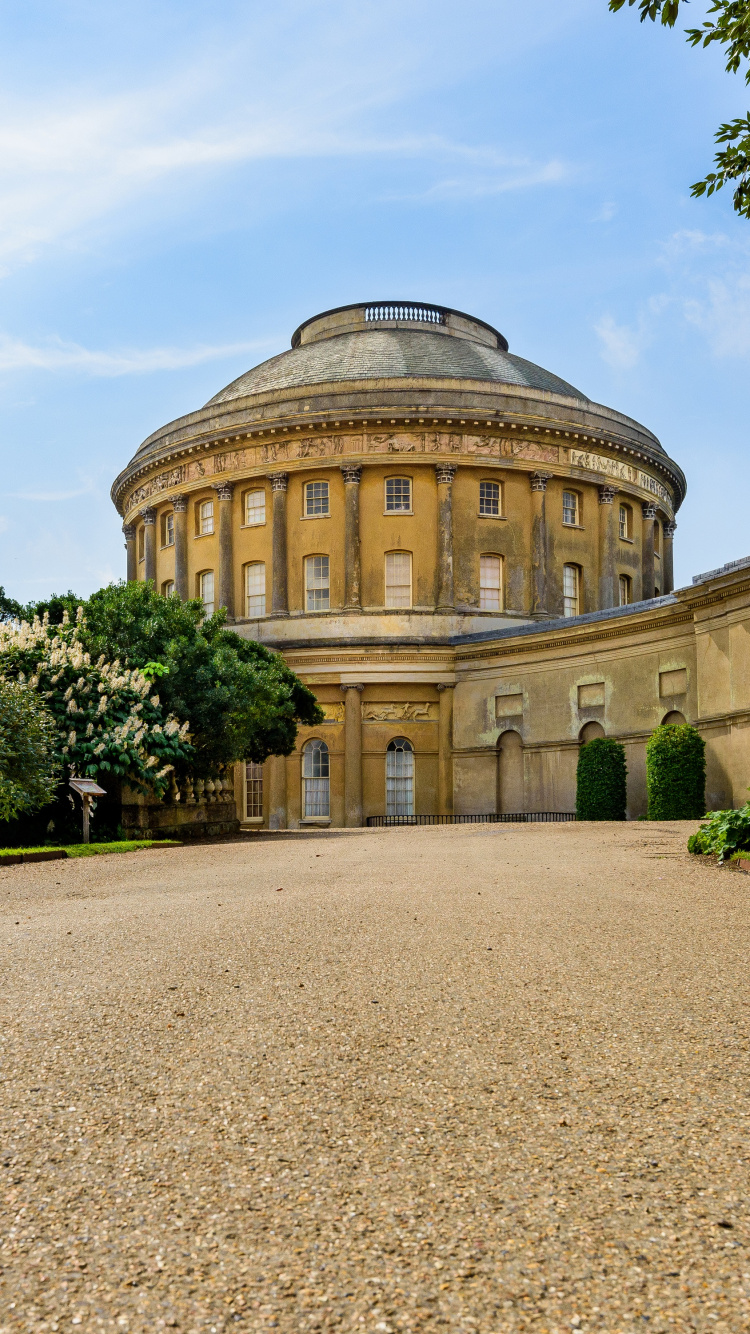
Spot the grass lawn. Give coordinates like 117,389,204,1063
0,840,181,861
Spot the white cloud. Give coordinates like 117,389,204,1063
594,314,648,371
683,276,750,359
0,333,276,377
388,157,569,202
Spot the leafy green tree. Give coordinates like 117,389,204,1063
0,678,59,821
646,722,706,819
0,587,23,624
576,737,628,820
610,0,750,219
23,581,323,777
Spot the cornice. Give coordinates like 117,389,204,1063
454,606,694,664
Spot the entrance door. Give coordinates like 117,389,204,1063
386,737,414,817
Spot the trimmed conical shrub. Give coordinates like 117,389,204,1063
576,737,627,821
646,724,705,820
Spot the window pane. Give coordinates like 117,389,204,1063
163,580,175,597
563,564,578,617
619,575,631,606
306,555,330,611
653,521,661,554
245,489,266,526
479,555,502,610
385,477,411,512
245,762,263,819
305,481,329,516
479,481,500,516
200,500,214,535
386,738,414,817
164,513,174,546
200,571,214,614
563,490,578,525
303,740,330,816
385,551,412,608
619,505,628,539
246,562,266,617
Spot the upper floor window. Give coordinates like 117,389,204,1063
137,526,145,563
305,555,330,611
162,579,175,597
619,574,632,606
480,555,503,611
302,739,330,817
305,480,329,517
562,490,580,526
479,480,501,516
385,551,412,608
385,477,411,513
563,564,580,617
245,562,266,618
619,503,632,540
199,570,214,615
245,489,266,526
161,512,175,548
198,499,214,536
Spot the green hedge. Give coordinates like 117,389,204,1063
576,737,627,821
646,724,706,820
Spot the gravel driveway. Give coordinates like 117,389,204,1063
0,821,747,1334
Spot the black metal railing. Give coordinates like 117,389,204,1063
366,813,576,827
365,303,446,327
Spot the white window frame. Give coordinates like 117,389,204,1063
479,554,503,611
563,564,580,617
385,551,412,609
304,480,330,517
305,555,330,611
245,761,263,821
619,574,632,606
479,480,501,517
386,737,414,818
198,499,214,536
199,570,215,615
162,512,175,548
162,579,175,597
302,739,330,818
562,490,579,526
244,489,266,527
245,561,266,618
385,477,412,514
619,503,632,541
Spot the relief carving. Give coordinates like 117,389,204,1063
509,440,560,463
320,703,346,723
368,433,421,453
363,701,437,722
463,434,499,456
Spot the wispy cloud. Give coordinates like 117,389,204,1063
594,314,647,371
684,276,750,360
0,334,276,376
388,157,569,202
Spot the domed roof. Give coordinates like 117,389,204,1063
205,301,587,407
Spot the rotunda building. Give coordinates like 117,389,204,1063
112,301,687,827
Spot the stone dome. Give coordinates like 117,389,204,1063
205,301,587,407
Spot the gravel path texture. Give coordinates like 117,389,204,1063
0,821,748,1334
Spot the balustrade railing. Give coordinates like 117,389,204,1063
364,303,446,327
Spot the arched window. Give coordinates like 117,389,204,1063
579,721,605,743
496,730,523,815
302,739,330,817
198,570,214,615
661,710,686,726
386,737,414,817
162,580,175,597
480,554,503,610
245,562,266,618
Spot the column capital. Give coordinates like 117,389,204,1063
122,522,136,539
530,471,552,492
171,494,188,513
340,682,365,692
664,519,677,537
436,683,455,692
139,506,156,524
270,472,289,492
213,481,235,501
598,484,617,505
340,463,362,485
435,463,457,485
642,501,658,520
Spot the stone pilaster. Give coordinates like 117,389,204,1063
642,501,657,600
663,520,677,594
213,481,235,618
268,754,287,830
172,495,188,600
140,506,156,585
123,523,137,583
435,463,457,612
597,484,617,610
341,464,362,611
437,684,455,817
341,683,364,826
270,473,289,616
530,473,551,615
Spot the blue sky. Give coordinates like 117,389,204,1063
1,0,748,601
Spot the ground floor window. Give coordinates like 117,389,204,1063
386,737,414,817
303,739,330,816
245,762,263,819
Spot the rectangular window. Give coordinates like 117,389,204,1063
305,555,330,611
619,574,632,606
563,564,579,617
162,580,175,597
245,561,266,618
619,504,630,540
479,554,503,610
245,762,263,819
245,489,266,526
385,477,411,512
305,481,329,516
479,480,500,516
137,526,145,562
653,520,661,555
385,551,412,608
199,500,214,536
199,570,214,615
161,512,175,547
562,490,579,526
